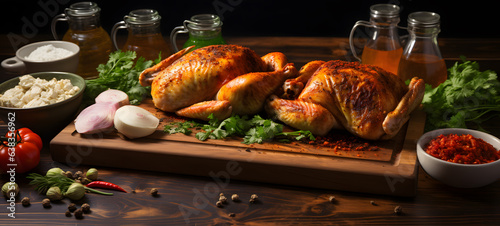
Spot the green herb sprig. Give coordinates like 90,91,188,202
83,51,161,105
164,114,315,144
27,173,113,196
422,57,500,131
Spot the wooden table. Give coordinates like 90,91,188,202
1,36,500,225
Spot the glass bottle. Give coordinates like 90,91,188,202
111,9,170,61
349,4,403,75
398,12,447,88
170,14,226,52
52,2,113,79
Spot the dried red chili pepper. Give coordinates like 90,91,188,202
86,181,127,193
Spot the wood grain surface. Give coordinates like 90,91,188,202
0,36,499,225
50,99,425,197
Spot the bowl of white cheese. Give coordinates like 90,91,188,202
1,41,79,74
0,72,85,140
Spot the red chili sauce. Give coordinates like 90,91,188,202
425,134,500,164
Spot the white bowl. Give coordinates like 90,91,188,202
1,40,79,74
417,128,500,188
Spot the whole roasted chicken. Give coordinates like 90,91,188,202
266,60,425,140
139,45,296,120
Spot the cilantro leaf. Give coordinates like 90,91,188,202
422,57,500,131
83,51,161,105
165,114,315,144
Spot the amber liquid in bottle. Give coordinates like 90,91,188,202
63,27,113,79
398,53,447,88
361,46,403,75
123,33,170,60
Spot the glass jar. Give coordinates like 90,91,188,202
398,12,447,88
51,2,113,79
111,9,170,61
170,14,226,52
349,4,403,75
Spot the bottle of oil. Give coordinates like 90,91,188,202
111,9,170,61
51,2,113,79
170,14,226,52
349,4,403,75
398,12,447,88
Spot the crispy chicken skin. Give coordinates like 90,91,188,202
139,45,293,120
267,60,425,140
140,45,268,112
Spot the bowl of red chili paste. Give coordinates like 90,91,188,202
417,128,500,188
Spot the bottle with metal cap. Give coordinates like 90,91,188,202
111,9,171,60
349,4,403,75
397,12,447,88
52,2,113,79
170,14,226,52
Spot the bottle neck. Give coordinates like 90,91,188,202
188,27,222,40
408,25,440,37
367,16,402,50
128,22,162,35
67,15,102,31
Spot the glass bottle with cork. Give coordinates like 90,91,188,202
349,4,403,75
111,9,170,61
170,14,226,52
398,12,447,88
51,2,113,79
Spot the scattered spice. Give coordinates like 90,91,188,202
228,213,236,217
394,205,403,215
74,208,84,219
65,210,72,217
81,203,91,214
231,194,240,202
426,134,500,164
308,133,379,153
216,200,224,208
150,188,158,196
328,196,336,203
219,195,228,204
64,171,73,179
81,178,92,185
42,198,51,208
74,171,83,179
68,203,77,212
21,197,30,206
249,194,258,203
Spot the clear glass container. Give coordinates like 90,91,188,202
51,2,113,79
111,9,170,61
397,12,447,88
170,14,226,52
349,4,403,75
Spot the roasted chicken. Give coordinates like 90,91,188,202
139,45,296,120
266,60,425,140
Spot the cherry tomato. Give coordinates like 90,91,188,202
0,128,42,174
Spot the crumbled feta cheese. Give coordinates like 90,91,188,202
0,75,80,108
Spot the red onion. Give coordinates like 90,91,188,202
74,102,121,134
95,89,129,106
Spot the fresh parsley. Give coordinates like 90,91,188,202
422,57,500,131
83,51,161,105
164,114,315,144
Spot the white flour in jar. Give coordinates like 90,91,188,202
25,44,74,62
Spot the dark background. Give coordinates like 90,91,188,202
2,0,498,52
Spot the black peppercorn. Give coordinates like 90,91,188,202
21,197,30,206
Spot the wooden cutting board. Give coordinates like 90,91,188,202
50,99,425,197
